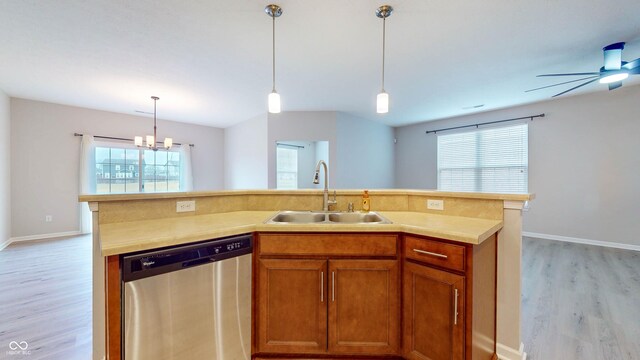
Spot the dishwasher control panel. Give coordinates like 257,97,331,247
122,234,253,282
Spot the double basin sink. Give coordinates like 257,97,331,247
265,211,392,224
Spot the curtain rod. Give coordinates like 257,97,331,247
276,142,305,149
73,133,194,147
425,113,545,134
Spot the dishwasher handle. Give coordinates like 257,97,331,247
182,256,216,268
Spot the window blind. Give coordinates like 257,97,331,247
276,145,298,189
437,123,528,193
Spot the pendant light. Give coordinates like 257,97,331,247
265,4,283,113
134,96,173,151
376,5,393,114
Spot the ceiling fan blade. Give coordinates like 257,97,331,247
525,75,599,93
623,58,640,74
552,78,599,97
603,42,625,70
608,81,623,91
536,72,600,77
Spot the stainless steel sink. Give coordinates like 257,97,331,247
265,211,391,224
327,212,387,223
269,211,326,223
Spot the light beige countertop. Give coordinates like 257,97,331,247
99,210,503,256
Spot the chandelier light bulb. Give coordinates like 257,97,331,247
146,135,154,148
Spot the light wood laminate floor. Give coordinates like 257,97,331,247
0,235,92,360
1,235,638,359
522,237,640,360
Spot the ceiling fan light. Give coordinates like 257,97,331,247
268,91,281,113
134,136,143,147
377,92,389,114
164,137,173,149
599,72,629,84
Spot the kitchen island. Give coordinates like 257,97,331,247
80,189,532,360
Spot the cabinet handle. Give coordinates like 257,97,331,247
320,271,324,302
413,248,448,259
332,271,335,302
454,288,459,325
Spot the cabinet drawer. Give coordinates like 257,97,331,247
404,236,466,272
258,233,398,257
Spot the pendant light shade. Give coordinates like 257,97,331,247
376,5,393,114
265,4,283,114
377,92,389,114
268,91,281,113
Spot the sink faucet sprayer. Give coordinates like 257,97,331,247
313,160,337,211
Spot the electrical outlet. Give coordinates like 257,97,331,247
45,215,53,222
426,199,444,211
176,200,196,213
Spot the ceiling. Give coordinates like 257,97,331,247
1,1,640,128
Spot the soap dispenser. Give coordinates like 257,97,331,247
362,190,370,213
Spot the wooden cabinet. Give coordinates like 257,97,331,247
254,232,497,360
329,259,399,355
403,261,465,360
254,233,400,358
403,234,497,360
257,259,327,354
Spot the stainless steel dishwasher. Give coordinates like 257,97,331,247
122,234,252,360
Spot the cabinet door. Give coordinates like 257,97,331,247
328,259,400,355
403,261,465,360
257,259,327,354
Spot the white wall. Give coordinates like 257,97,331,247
10,98,225,238
394,85,640,246
0,90,10,248
224,114,268,189
336,113,395,189
266,111,396,190
267,112,338,189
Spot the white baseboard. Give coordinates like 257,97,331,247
523,231,640,252
497,342,526,360
2,230,84,250
0,238,10,251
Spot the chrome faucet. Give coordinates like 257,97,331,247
313,160,337,211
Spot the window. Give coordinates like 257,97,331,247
437,123,528,193
96,145,181,194
276,145,298,189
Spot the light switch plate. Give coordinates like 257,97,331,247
427,199,444,211
176,200,196,212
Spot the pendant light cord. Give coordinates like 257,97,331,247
381,16,386,92
272,14,276,92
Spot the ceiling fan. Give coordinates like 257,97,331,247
527,42,640,97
